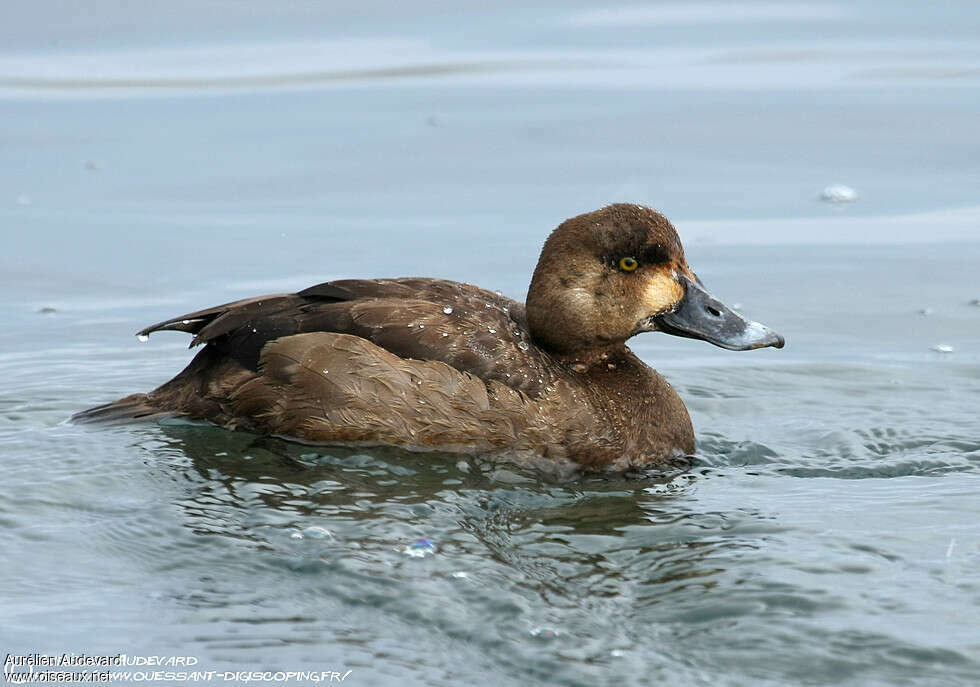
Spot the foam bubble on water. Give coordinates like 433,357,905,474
292,526,334,541
401,539,436,558
931,344,954,353
820,184,858,203
303,526,332,539
137,334,149,343
530,627,559,640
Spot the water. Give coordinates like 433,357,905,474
2,1,980,685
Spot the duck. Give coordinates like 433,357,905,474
73,204,784,472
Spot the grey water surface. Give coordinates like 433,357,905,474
2,1,980,685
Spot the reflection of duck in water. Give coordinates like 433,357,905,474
75,204,783,471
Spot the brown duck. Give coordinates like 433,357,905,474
74,204,784,472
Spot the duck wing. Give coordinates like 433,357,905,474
138,278,554,393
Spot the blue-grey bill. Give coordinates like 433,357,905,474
656,275,785,351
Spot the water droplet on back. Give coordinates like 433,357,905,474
443,305,454,314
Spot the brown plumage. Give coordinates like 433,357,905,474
74,204,784,472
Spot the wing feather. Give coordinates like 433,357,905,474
136,278,557,395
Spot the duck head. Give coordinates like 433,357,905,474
525,204,784,357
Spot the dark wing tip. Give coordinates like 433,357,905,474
137,317,207,338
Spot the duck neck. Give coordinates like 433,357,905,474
526,263,611,357
550,343,631,373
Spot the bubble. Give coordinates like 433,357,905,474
301,526,333,539
530,627,559,640
137,334,149,343
932,344,954,353
402,539,436,558
820,184,858,203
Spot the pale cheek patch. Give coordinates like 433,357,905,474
642,271,684,315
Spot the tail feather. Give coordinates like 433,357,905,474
71,394,173,424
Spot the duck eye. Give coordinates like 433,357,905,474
618,256,639,272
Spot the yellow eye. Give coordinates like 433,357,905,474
619,256,639,272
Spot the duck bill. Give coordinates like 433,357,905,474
655,275,784,351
